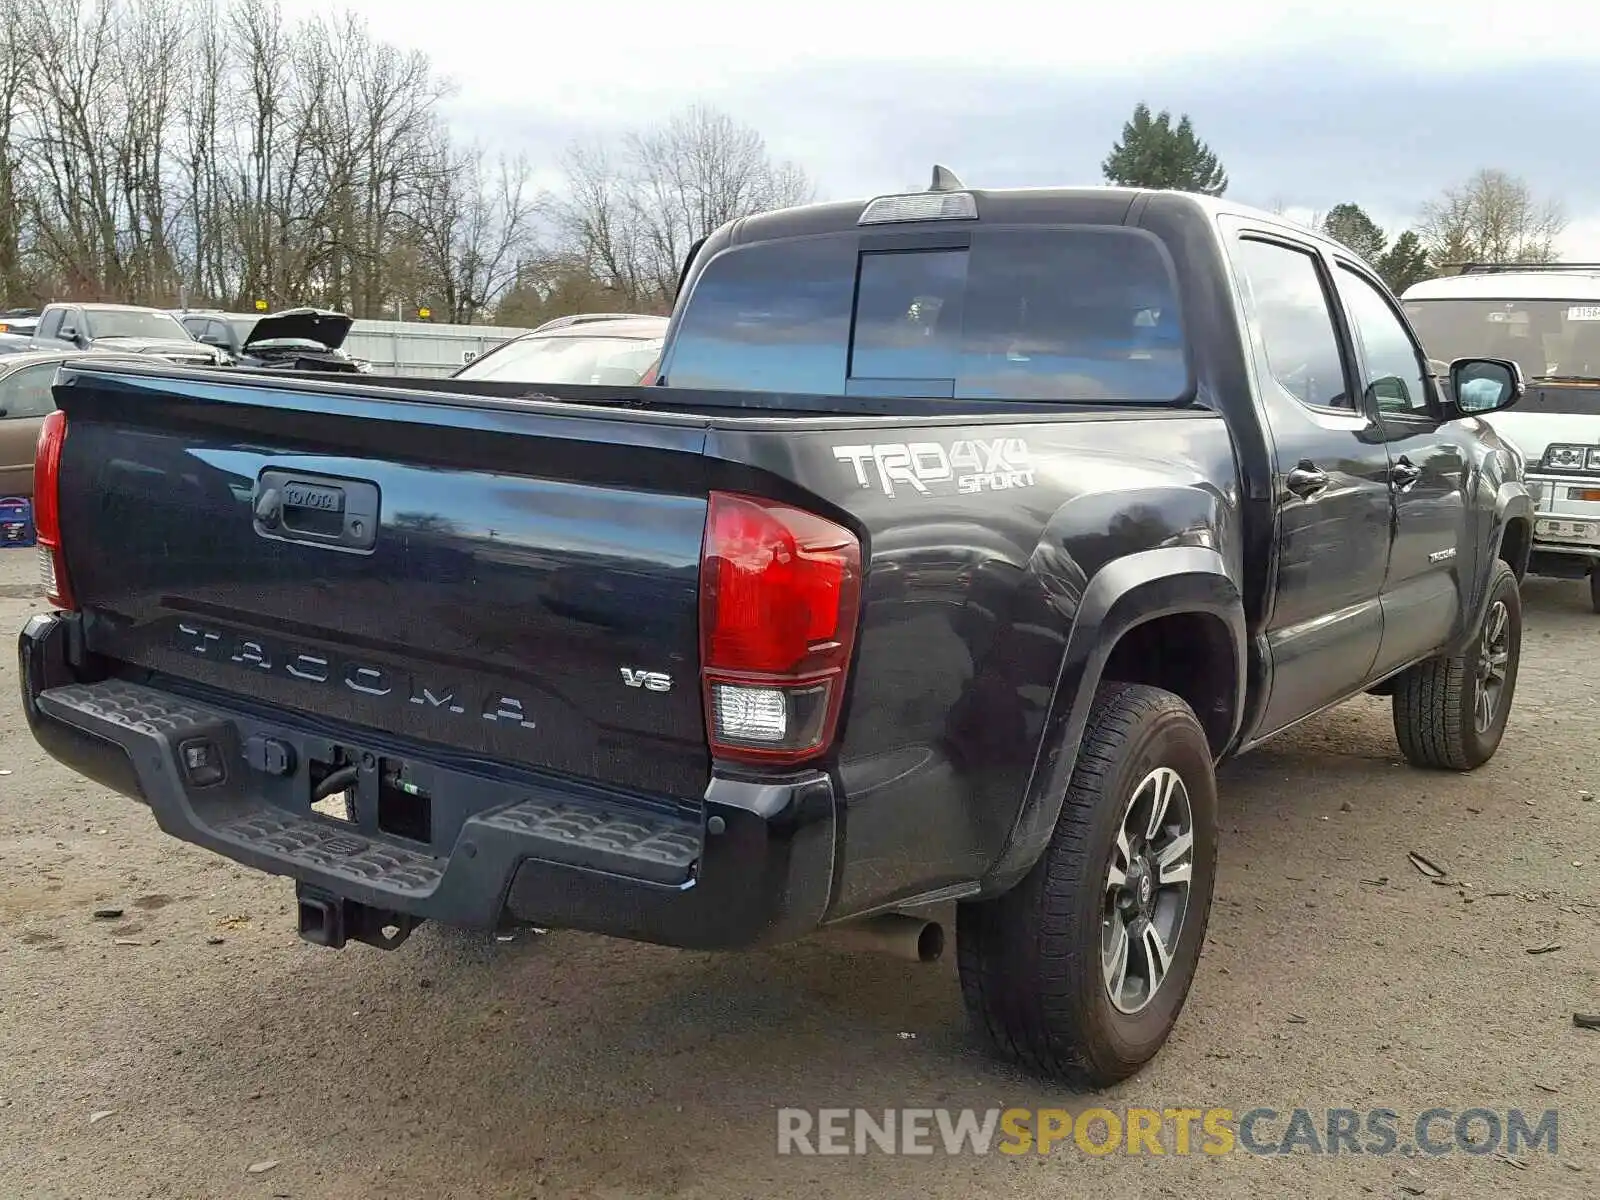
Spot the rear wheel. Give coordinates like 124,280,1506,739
1393,560,1521,770
956,682,1218,1087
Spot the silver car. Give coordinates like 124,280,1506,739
453,314,667,386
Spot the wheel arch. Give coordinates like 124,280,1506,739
979,545,1246,894
1499,511,1532,583
1451,482,1533,656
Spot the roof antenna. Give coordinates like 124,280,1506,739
929,164,966,192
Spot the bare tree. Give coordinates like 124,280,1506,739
119,0,188,298
625,106,814,298
409,135,538,323
0,18,33,302
178,0,226,302
0,2,810,325
557,104,814,308
21,0,124,296
557,142,649,307
1418,169,1566,267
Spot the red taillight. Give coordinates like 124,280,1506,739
34,409,74,610
638,361,660,386
699,492,862,765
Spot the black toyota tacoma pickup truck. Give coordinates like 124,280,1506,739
20,173,1533,1086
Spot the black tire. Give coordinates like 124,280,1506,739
1589,568,1600,615
956,682,1218,1088
1392,560,1522,771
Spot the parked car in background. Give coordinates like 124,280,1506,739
30,303,225,367
0,309,40,338
1404,263,1600,611
178,307,370,373
452,313,666,385
0,349,143,494
0,333,35,357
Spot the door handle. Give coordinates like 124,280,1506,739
1285,464,1329,498
1391,459,1423,491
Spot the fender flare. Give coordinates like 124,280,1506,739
978,544,1247,894
1451,481,1533,656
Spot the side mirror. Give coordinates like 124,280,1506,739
58,326,77,342
1447,357,1524,418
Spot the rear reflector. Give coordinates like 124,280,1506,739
34,409,74,610
699,492,862,765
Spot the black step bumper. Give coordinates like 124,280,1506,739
18,612,837,950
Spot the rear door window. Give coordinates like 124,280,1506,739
664,227,1188,403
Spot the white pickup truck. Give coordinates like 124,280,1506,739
1405,264,1600,612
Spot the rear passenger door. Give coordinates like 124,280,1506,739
1330,259,1471,674
1225,229,1396,735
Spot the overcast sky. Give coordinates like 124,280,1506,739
282,0,1600,256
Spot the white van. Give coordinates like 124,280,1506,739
1404,264,1600,612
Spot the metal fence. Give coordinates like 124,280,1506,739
343,318,530,378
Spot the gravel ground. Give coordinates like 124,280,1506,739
0,549,1596,1200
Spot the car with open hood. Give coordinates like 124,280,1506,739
29,303,225,367
178,308,368,373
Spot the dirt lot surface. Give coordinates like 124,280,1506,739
0,549,1596,1200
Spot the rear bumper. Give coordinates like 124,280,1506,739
18,612,836,950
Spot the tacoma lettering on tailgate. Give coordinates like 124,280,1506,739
174,621,537,730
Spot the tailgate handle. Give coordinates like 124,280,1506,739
253,469,380,554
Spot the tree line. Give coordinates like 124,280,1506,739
0,0,811,324
0,3,1576,326
1103,102,1570,293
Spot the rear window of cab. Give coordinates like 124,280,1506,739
660,227,1189,403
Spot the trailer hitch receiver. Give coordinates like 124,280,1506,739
296,884,421,950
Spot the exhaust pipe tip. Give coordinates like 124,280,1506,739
819,913,945,963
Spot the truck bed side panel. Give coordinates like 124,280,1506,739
708,410,1243,915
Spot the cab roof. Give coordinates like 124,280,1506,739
725,180,1341,253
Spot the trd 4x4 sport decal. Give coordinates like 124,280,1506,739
832,437,1036,498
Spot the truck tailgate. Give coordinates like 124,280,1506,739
51,368,718,800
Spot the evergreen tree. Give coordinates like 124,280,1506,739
1101,103,1228,196
1321,203,1387,264
1375,231,1433,294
